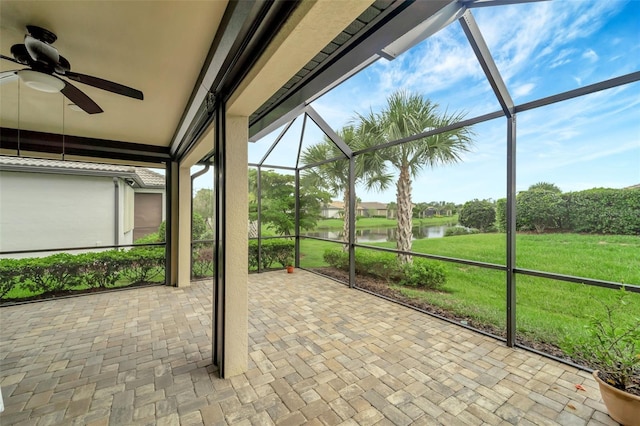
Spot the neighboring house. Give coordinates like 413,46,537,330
624,184,640,189
357,202,388,218
321,201,344,219
0,156,165,257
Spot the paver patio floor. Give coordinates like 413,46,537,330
0,270,617,425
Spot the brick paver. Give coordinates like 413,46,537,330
0,271,615,425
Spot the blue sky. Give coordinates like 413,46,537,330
246,0,640,204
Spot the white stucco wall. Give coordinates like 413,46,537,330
0,171,123,256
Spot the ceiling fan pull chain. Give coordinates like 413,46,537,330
62,94,65,161
17,80,21,157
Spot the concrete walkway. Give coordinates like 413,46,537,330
0,270,616,425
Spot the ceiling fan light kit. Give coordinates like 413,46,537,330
18,69,64,93
1,25,143,114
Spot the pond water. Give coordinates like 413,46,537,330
305,224,454,243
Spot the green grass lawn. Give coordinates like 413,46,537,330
300,232,640,346
312,215,458,230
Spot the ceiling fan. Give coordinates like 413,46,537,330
0,25,143,114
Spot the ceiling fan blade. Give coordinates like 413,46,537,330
1,54,21,65
0,70,19,84
59,77,103,114
65,71,143,100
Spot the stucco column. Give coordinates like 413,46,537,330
177,166,192,287
223,114,248,377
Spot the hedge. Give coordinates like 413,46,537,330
248,239,294,270
0,247,165,301
323,248,446,290
563,188,640,235
496,187,639,235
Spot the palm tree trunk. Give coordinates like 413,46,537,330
396,164,413,264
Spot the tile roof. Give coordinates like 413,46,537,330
0,156,164,188
134,168,165,188
0,155,132,173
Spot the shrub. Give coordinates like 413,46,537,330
459,199,496,232
323,248,446,290
323,249,349,270
496,198,507,232
192,244,214,277
444,226,479,237
0,259,22,299
496,186,638,235
1,247,167,300
528,182,562,193
400,259,446,290
563,188,640,235
356,250,402,280
133,232,161,245
248,239,294,270
123,247,165,283
561,290,639,392
79,250,130,289
21,253,85,293
517,189,565,232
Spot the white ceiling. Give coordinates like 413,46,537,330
0,1,228,147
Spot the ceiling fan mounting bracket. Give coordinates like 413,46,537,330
26,25,57,44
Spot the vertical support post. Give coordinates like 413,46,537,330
348,156,356,288
506,115,517,347
213,101,225,370
177,166,192,287
257,167,262,273
164,161,173,286
294,170,300,268
166,161,180,287
222,113,249,378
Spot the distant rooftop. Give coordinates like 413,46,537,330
359,202,388,210
0,156,164,189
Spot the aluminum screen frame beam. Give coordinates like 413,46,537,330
459,10,514,118
258,117,297,166
305,106,353,159
506,116,517,347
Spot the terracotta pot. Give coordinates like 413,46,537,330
286,266,294,273
593,370,640,426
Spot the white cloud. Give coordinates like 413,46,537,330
548,48,576,69
513,83,535,98
473,0,625,87
582,48,599,62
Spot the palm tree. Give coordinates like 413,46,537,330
301,125,391,246
359,90,474,263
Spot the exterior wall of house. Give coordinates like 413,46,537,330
321,207,341,219
0,171,129,257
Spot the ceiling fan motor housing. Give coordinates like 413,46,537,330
25,35,60,69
